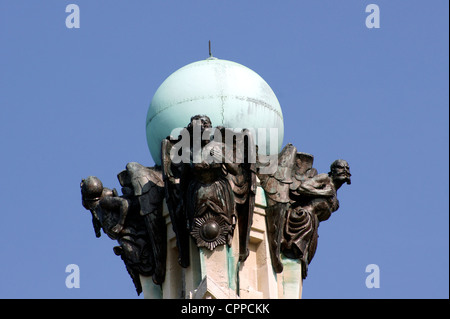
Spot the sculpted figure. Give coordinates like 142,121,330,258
117,162,166,285
257,143,297,273
162,115,256,261
80,105,353,293
282,158,351,278
80,176,153,295
225,128,257,262
186,135,238,251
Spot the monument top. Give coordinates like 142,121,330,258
146,57,284,165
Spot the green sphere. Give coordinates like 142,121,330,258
146,58,284,165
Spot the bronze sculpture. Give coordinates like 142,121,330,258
117,162,166,285
161,115,256,261
282,157,351,278
80,113,351,291
80,176,154,295
257,143,297,273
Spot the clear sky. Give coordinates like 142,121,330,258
0,1,448,299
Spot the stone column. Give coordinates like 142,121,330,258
141,185,303,299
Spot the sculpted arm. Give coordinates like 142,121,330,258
297,173,334,197
99,195,129,236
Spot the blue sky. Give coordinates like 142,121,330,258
0,1,448,299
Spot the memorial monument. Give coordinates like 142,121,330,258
80,50,351,299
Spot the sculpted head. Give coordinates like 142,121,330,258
329,159,351,186
80,176,104,210
187,114,212,134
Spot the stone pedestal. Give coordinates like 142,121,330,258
141,184,303,299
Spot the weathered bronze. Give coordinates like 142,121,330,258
162,115,256,264
117,163,166,285
80,162,166,294
257,144,351,276
282,157,351,278
257,143,297,273
80,113,351,291
80,176,154,295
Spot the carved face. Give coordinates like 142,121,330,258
330,160,351,185
187,115,213,150
189,114,212,132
